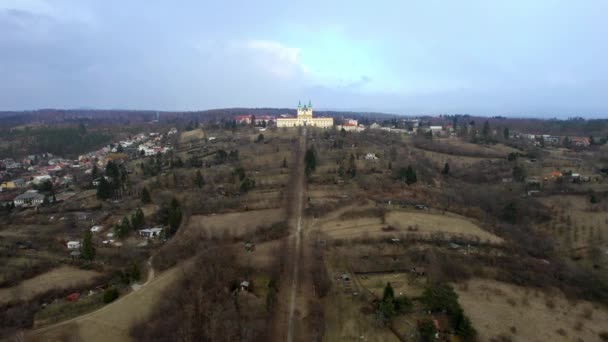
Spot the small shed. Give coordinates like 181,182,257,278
240,281,250,291
67,241,81,249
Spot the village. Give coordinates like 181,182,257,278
0,104,607,342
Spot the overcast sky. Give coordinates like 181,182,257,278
1,0,607,117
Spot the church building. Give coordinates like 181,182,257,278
276,101,333,128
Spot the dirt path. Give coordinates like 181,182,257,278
272,127,310,342
27,256,169,342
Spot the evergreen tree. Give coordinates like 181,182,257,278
115,216,131,238
503,201,518,223
131,208,145,230
282,158,288,168
442,162,450,175
256,133,264,142
105,161,120,184
304,146,317,177
590,193,598,204
91,164,98,179
141,186,152,204
405,166,417,185
81,230,95,261
347,153,357,178
503,127,510,140
194,170,205,188
382,282,395,302
167,198,183,236
482,120,490,139
418,319,437,342
96,177,112,200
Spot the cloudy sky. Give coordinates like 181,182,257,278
1,0,607,116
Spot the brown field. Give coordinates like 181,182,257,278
358,273,425,298
28,264,185,342
179,128,205,143
316,206,502,243
324,287,400,342
386,211,502,243
0,266,102,304
539,195,608,249
235,239,283,269
186,208,286,238
457,278,608,342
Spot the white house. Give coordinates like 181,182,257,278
90,225,103,233
32,174,52,185
138,227,163,239
67,241,81,249
14,190,45,207
364,153,379,160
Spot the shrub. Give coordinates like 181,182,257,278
418,319,437,342
103,288,119,303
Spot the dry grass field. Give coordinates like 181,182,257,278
186,208,286,238
179,128,205,143
0,266,102,304
28,265,185,342
316,205,502,243
385,211,502,243
358,273,425,298
457,278,608,342
539,195,607,249
323,289,400,342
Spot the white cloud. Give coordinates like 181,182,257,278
241,39,309,79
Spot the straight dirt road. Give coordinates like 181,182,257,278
273,128,310,342
286,127,307,342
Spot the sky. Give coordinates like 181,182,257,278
0,0,607,117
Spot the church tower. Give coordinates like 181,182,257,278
297,99,313,120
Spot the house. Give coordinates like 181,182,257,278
90,225,103,233
1,179,25,190
235,115,252,124
542,135,560,145
67,241,81,249
571,137,590,147
138,227,163,239
544,171,562,181
364,153,379,160
429,126,443,136
14,190,45,207
32,174,52,185
240,281,250,291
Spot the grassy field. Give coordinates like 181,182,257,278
539,195,607,250
358,273,425,299
386,211,502,243
0,266,102,305
186,208,286,239
315,205,502,244
28,264,185,342
457,278,608,342
323,287,400,342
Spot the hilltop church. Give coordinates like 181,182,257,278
276,101,333,128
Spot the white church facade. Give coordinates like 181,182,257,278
276,101,333,128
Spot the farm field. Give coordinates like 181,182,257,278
457,278,608,342
0,266,102,304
